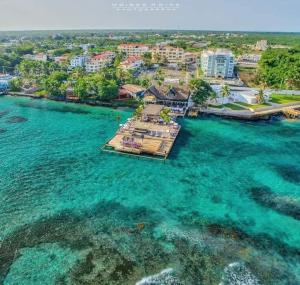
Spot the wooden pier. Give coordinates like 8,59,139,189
102,105,181,160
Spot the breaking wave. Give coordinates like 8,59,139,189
136,268,182,285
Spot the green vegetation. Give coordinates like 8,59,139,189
270,94,300,104
237,102,271,110
258,48,300,89
221,85,230,105
209,103,246,110
34,90,48,97
9,77,22,92
160,108,171,123
134,105,144,117
189,79,216,106
223,103,246,110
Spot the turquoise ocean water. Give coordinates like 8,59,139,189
0,95,299,285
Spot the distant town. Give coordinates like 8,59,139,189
0,31,299,118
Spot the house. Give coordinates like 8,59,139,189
143,85,191,115
70,55,88,68
118,84,146,99
24,53,48,62
201,49,235,78
120,56,144,70
151,46,185,64
54,55,68,64
118,43,150,56
85,52,115,73
211,85,269,105
231,90,269,104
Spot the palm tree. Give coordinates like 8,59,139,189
256,89,265,104
221,85,230,106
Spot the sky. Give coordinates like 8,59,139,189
0,0,299,32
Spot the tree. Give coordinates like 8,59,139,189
258,48,300,89
221,85,230,105
9,78,22,92
189,79,216,106
74,78,88,99
155,68,165,85
134,104,144,118
160,108,171,123
256,89,265,104
142,52,153,68
96,79,118,101
44,71,68,97
139,77,151,88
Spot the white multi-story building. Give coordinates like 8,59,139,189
70,55,88,68
120,56,144,71
201,49,235,78
151,46,185,64
118,44,150,56
85,52,115,73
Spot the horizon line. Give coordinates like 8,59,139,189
0,28,300,34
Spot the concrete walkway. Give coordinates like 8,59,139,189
201,102,300,120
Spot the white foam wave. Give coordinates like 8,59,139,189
219,262,260,285
136,268,181,285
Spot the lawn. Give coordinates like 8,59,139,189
223,103,246,110
237,102,271,110
208,104,246,110
270,94,300,104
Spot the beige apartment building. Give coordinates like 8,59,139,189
118,43,150,56
151,46,185,64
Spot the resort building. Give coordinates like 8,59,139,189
151,46,185,64
85,52,115,73
118,84,146,99
201,49,235,78
118,44,150,56
143,85,192,115
120,56,144,70
70,55,88,68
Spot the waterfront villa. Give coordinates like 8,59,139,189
143,85,192,116
85,52,115,73
211,85,270,105
118,84,146,99
201,49,235,78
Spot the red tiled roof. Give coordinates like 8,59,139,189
93,52,114,60
121,56,143,65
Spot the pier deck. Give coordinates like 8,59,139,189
103,105,181,159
